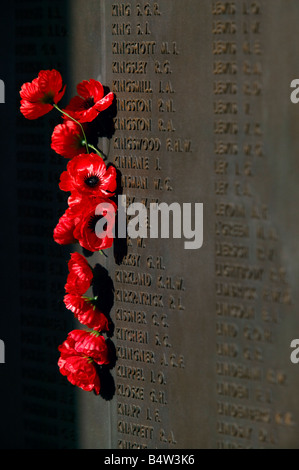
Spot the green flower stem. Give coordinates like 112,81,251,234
82,295,98,304
87,143,105,160
53,103,89,154
53,104,109,261
90,330,101,337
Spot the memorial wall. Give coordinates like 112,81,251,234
1,0,299,449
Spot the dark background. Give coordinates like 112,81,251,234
0,0,80,448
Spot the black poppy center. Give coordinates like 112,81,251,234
84,96,95,109
41,91,55,104
88,214,107,234
84,175,100,187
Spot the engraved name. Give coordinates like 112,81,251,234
117,382,144,399
114,117,152,131
217,381,249,399
112,79,153,93
114,137,160,151
116,327,149,344
216,301,255,319
216,361,261,380
215,263,264,281
117,98,152,112
116,289,163,306
212,2,236,15
215,242,249,259
121,175,148,189
114,155,149,170
117,346,155,363
217,421,252,440
217,401,270,423
215,221,249,237
116,308,147,324
115,270,152,286
117,420,154,440
112,41,156,54
118,402,141,419
116,364,145,380
216,282,257,300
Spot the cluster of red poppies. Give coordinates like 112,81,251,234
59,252,111,393
20,69,117,394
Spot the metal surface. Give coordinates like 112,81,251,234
101,0,299,449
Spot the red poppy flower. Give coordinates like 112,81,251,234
20,69,66,120
59,330,110,365
74,330,110,364
64,293,109,331
64,293,88,315
58,330,109,394
67,190,83,207
62,79,114,123
72,196,117,252
53,208,77,245
53,194,117,251
58,355,101,393
65,252,93,295
59,153,117,197
51,120,87,158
